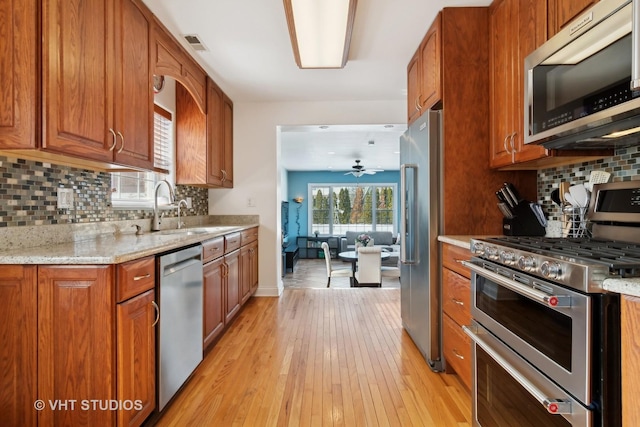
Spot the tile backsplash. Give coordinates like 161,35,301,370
0,155,208,227
538,146,640,222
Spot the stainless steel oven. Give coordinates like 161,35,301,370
464,322,590,427
462,256,621,427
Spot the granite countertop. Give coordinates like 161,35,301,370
0,224,258,265
437,235,474,249
603,278,640,298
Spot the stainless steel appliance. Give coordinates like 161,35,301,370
399,109,443,371
158,245,203,410
524,0,640,150
455,181,640,426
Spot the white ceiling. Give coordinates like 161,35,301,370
143,0,492,171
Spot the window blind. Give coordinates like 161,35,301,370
154,105,172,172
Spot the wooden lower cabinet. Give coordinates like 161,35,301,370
225,250,241,324
0,265,37,427
1,261,157,427
203,256,225,350
622,295,640,426
441,242,472,391
117,289,156,427
38,265,116,427
240,240,258,304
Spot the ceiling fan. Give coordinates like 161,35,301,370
344,160,384,177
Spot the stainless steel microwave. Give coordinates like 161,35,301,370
524,0,640,150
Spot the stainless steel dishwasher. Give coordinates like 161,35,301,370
158,244,203,411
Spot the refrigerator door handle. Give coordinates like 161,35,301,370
400,163,418,264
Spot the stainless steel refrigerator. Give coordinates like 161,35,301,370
400,109,443,372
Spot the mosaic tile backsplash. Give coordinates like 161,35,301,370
538,146,640,222
0,155,208,227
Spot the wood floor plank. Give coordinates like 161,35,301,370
155,260,471,426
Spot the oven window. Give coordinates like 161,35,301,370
476,276,572,371
477,347,571,427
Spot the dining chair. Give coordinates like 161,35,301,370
354,246,382,287
322,242,352,287
381,260,401,281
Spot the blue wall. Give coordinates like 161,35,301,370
285,170,400,241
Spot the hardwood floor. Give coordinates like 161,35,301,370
155,260,471,426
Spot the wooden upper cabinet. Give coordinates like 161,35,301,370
548,0,599,38
42,0,154,169
490,0,547,169
221,92,234,188
113,0,155,169
152,18,207,113
489,0,515,168
176,77,233,188
0,0,38,149
419,13,442,112
407,13,442,124
406,51,421,124
42,0,115,162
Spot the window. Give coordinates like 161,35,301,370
309,184,396,236
111,105,174,208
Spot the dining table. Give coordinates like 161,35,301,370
338,250,391,287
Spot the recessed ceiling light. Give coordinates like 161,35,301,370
384,124,394,128
328,151,335,154
319,125,329,129
368,140,375,146
394,151,400,154
328,166,333,169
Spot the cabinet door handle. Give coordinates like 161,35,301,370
452,349,465,360
509,132,516,163
108,128,117,151
503,134,510,154
221,169,227,182
151,301,160,327
133,273,151,281
116,131,125,153
452,298,464,306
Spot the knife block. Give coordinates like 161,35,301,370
502,202,546,236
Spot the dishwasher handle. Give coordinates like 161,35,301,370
163,258,201,277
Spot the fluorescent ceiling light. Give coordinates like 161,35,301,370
283,0,357,69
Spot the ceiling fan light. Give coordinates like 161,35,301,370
283,0,357,69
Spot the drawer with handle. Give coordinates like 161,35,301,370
202,236,224,263
116,256,155,302
443,313,472,390
442,243,471,279
241,227,258,246
442,268,471,327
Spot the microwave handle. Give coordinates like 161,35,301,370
463,325,573,416
633,0,640,90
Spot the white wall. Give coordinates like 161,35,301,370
208,99,405,296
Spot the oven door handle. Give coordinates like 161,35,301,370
462,261,571,308
463,325,573,416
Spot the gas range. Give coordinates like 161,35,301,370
469,236,640,293
471,180,640,294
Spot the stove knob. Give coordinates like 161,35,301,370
500,251,516,264
517,256,535,271
541,261,561,279
486,247,499,260
472,242,485,255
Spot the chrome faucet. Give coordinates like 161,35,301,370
177,199,188,229
152,180,176,231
